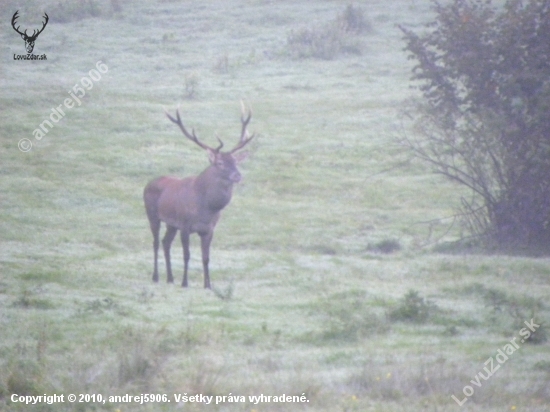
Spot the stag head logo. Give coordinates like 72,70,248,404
12,11,49,54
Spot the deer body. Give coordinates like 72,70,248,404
144,105,253,288
156,172,229,231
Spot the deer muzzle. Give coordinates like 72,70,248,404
229,170,242,183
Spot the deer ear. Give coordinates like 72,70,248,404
207,148,217,164
232,151,249,163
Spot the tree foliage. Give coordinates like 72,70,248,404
400,0,550,252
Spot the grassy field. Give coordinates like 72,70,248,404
1,0,549,411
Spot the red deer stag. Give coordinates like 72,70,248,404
144,103,254,288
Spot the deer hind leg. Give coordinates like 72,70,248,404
200,231,214,289
144,184,163,283
149,217,161,282
180,231,190,287
162,225,178,283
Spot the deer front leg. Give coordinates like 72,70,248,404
200,231,214,289
162,226,177,283
180,231,190,287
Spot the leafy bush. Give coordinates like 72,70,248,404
400,0,550,253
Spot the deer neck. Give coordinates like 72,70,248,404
195,166,234,212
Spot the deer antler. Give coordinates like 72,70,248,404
229,101,255,154
166,108,223,152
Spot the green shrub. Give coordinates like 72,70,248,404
389,290,437,323
400,0,550,252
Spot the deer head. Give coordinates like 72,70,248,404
165,101,255,183
12,11,49,54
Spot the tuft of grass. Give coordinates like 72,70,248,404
447,282,548,341
286,24,362,60
388,290,438,323
116,342,159,390
47,0,124,23
4,354,53,399
77,297,127,316
309,291,386,342
6,366,45,397
11,288,55,310
337,4,372,34
347,358,467,404
213,53,229,73
286,4,369,60
534,360,550,372
212,280,235,301
522,321,547,344
162,32,177,43
184,71,201,99
19,271,64,283
367,238,401,254
432,237,481,254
